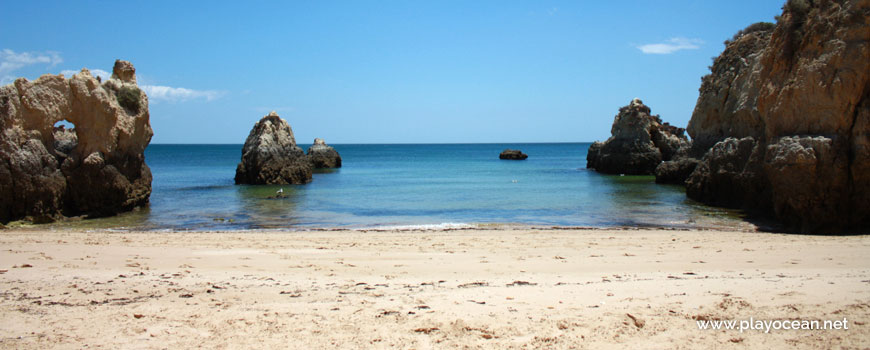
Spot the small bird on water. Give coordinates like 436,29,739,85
276,188,284,196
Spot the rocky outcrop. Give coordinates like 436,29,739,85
499,149,528,160
307,138,341,168
587,98,688,175
686,27,771,156
234,112,312,185
685,0,870,232
654,157,699,185
654,140,697,185
0,60,153,223
686,137,770,211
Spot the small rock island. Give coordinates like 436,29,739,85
307,138,342,168
499,149,528,160
586,98,688,175
234,112,312,185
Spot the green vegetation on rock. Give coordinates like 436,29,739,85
724,21,776,45
116,85,142,114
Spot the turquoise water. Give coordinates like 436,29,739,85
53,143,746,231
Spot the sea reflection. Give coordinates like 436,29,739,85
235,184,303,229
47,206,152,230
586,173,744,229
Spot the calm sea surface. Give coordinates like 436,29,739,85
52,143,748,231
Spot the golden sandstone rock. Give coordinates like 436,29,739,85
685,0,870,232
0,60,152,223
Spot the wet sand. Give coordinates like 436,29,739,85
0,228,868,349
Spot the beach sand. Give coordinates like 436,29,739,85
0,228,868,349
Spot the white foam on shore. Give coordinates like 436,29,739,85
363,222,477,231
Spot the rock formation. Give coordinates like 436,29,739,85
234,112,312,185
499,149,528,160
654,157,699,185
307,138,342,168
686,137,770,211
686,27,771,155
0,60,153,223
587,98,688,175
685,0,870,232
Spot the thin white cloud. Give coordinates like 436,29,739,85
0,48,64,85
141,85,224,102
60,68,111,81
59,70,224,103
2,49,223,103
637,38,703,55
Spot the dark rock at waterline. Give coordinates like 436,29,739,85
499,149,528,160
687,135,861,233
307,138,342,168
586,98,688,175
655,157,700,185
234,111,312,185
686,137,768,210
0,60,153,224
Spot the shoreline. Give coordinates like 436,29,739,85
6,218,766,234
3,224,763,235
1,228,867,348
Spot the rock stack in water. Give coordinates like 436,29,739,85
234,112,312,185
307,138,342,168
499,149,528,160
679,0,870,233
0,60,153,223
586,98,688,175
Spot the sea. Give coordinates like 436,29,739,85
51,143,749,231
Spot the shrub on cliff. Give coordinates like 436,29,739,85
724,21,776,45
117,85,142,114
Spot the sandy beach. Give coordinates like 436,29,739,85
0,228,867,349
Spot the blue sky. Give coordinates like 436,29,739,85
1,1,784,144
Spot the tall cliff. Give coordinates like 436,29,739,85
0,60,153,223
686,0,870,232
